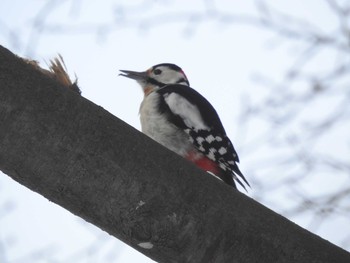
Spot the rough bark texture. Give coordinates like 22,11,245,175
0,45,349,263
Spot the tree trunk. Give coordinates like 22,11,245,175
0,45,349,263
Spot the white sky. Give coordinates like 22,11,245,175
0,0,349,262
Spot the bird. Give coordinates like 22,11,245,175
120,63,249,190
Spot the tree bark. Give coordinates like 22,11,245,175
0,45,349,263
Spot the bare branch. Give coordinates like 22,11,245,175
1,45,350,263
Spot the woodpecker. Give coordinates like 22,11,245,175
120,63,249,190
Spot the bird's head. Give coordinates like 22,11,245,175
120,63,190,95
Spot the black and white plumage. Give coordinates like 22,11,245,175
120,63,249,190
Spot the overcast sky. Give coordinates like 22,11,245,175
1,1,349,262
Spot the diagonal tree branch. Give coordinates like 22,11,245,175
0,45,349,263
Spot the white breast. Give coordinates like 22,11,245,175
139,92,193,157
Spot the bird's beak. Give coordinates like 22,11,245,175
119,70,148,81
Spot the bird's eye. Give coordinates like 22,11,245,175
153,69,162,75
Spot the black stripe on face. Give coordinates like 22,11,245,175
147,77,166,88
176,77,190,86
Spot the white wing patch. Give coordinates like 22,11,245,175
163,93,209,130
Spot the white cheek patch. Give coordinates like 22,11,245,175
161,70,182,84
166,73,179,83
164,93,209,130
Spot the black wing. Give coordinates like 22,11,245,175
156,84,249,189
